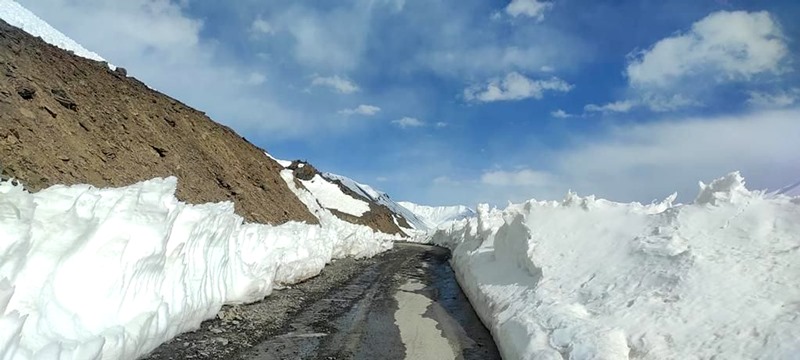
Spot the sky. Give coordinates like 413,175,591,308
15,0,800,206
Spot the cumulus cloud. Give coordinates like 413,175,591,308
551,109,575,118
626,11,788,88
310,75,360,94
338,104,381,116
587,10,790,114
464,72,573,103
392,117,425,128
505,0,553,21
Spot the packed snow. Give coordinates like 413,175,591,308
0,0,112,67
426,172,800,359
398,201,476,229
299,174,371,217
0,176,399,360
323,173,427,231
264,152,292,168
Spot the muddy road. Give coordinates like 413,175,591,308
143,243,499,360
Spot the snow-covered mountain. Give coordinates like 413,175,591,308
323,173,428,230
398,201,476,229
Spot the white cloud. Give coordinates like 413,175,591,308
747,89,800,108
392,117,425,128
551,109,574,118
554,109,800,202
250,17,275,36
464,72,573,103
338,104,381,116
310,75,360,94
435,122,448,128
505,0,553,21
584,100,637,113
626,11,788,89
586,11,789,114
481,169,555,187
419,108,800,206
246,72,267,85
271,4,373,72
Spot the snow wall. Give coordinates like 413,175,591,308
429,172,800,360
0,174,398,360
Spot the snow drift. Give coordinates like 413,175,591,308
0,176,397,359
429,172,800,359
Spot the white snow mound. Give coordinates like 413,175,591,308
0,0,112,67
429,172,800,359
0,176,396,359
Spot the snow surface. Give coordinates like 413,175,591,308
0,176,398,359
428,172,800,359
0,0,112,67
323,173,427,231
299,175,371,217
398,201,476,229
263,152,292,168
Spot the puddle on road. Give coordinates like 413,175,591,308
393,279,457,360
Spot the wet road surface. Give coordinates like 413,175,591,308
143,243,499,360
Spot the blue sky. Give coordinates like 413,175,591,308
18,0,800,206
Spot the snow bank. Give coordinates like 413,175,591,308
398,201,476,229
0,0,112,67
0,176,396,359
429,172,800,359
299,175,371,217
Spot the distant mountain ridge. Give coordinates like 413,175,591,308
397,202,476,229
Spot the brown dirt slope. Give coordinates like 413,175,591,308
0,19,317,225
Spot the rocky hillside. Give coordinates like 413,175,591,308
0,17,416,233
1,18,401,229
286,160,413,235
